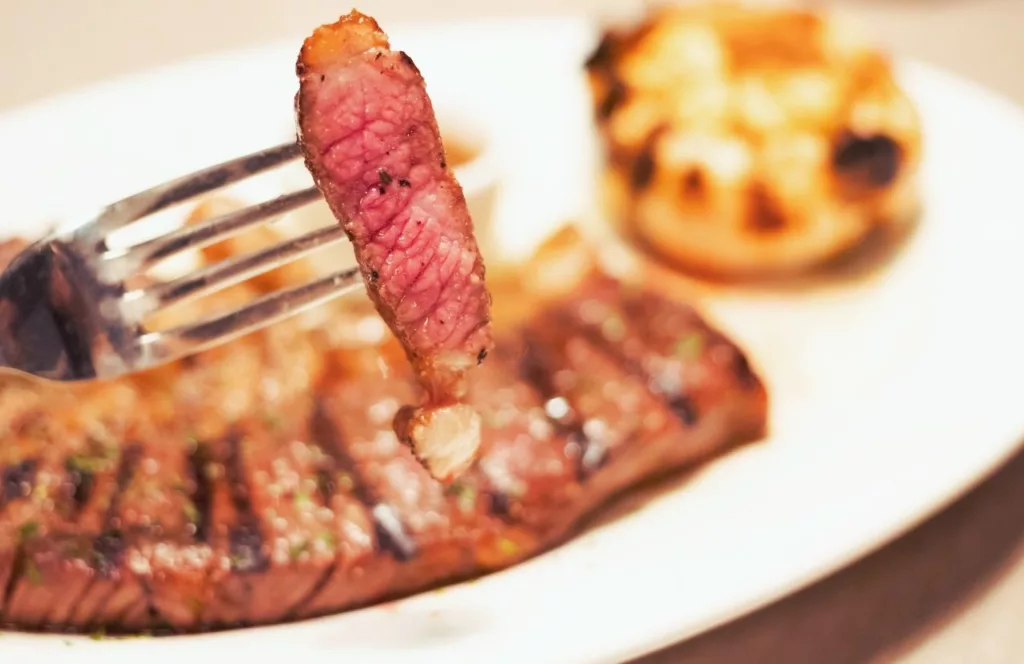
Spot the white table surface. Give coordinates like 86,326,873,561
2,1,1023,662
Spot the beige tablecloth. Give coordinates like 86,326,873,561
2,1,1023,662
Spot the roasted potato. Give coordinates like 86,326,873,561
586,1,922,279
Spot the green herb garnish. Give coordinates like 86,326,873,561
228,550,255,571
496,537,519,557
447,482,477,514
336,472,355,493
183,500,200,526
67,444,118,474
294,489,313,509
18,521,39,542
289,540,309,562
673,333,705,360
24,559,43,585
316,531,338,551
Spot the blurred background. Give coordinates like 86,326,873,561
2,1,1024,662
1,0,1022,111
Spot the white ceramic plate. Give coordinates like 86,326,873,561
2,15,1024,664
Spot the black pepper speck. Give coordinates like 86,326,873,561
489,491,512,516
229,524,269,573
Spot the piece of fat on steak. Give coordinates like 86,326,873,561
295,11,494,483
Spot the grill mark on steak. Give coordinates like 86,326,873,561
311,398,413,561
64,445,142,626
65,459,95,514
517,333,603,479
220,411,343,625
463,342,577,531
103,443,143,526
314,467,334,504
222,432,269,586
312,377,481,601
290,400,385,618
130,431,216,632
88,443,142,585
68,540,144,632
311,399,378,509
0,438,131,627
617,285,764,395
187,443,213,543
0,266,769,634
0,444,141,629
152,449,230,630
174,432,249,629
556,305,699,427
295,11,493,481
0,553,11,622
67,449,124,537
0,455,50,619
73,433,194,631
526,302,693,480
0,546,24,625
1,459,37,506
1,535,74,629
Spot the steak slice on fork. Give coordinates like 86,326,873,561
295,11,493,483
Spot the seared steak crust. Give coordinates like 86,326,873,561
0,265,767,634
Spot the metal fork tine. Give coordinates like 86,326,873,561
123,224,349,320
91,141,304,236
137,267,361,364
108,186,322,276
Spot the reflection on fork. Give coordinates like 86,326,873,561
0,141,362,383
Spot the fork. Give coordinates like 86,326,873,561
0,141,361,383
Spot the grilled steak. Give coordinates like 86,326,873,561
0,231,767,634
295,11,494,482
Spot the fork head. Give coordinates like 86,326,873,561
0,141,361,382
